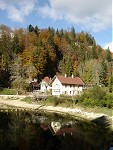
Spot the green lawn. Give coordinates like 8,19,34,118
0,88,17,95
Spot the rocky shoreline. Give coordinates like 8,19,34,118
0,95,112,125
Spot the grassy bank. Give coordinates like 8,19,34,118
20,95,113,118
0,88,17,95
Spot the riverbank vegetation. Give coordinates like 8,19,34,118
0,88,17,95
76,86,113,108
34,86,113,108
29,86,112,117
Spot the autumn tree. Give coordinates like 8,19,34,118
78,31,85,43
32,46,47,80
21,45,37,80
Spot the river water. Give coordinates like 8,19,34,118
0,109,113,150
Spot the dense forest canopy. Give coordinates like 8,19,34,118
0,24,112,91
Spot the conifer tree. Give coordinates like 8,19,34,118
12,34,21,55
70,26,76,40
105,47,112,62
34,26,39,35
99,60,108,86
28,24,34,32
91,42,98,59
56,29,60,38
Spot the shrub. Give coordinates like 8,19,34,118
82,98,92,106
77,86,110,107
89,86,106,101
11,79,29,94
105,93,113,108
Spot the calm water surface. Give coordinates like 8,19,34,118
0,110,113,150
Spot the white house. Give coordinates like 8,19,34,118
40,76,51,92
51,75,85,96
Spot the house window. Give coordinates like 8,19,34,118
54,90,60,93
55,84,59,88
77,91,80,94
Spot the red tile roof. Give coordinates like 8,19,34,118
42,76,51,84
56,75,85,85
30,82,39,87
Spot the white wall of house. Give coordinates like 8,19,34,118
52,78,62,96
40,81,50,92
62,85,83,96
52,77,84,96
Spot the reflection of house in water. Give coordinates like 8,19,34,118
40,121,77,136
50,121,61,134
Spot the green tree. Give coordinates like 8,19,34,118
34,25,39,35
78,60,94,84
56,28,60,38
91,42,98,59
59,29,64,38
99,60,108,86
108,76,113,93
90,85,106,100
105,47,112,62
79,43,85,62
28,24,34,32
59,53,73,76
0,33,12,70
11,56,25,94
70,26,76,40
85,32,94,46
12,34,21,55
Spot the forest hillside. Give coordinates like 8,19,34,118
0,24,112,92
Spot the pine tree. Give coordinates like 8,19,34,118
34,26,39,35
91,43,98,59
109,76,113,93
28,24,34,32
70,26,76,40
105,47,112,62
99,60,108,86
12,34,21,55
56,29,60,38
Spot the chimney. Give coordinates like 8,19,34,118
65,74,67,78
72,74,74,78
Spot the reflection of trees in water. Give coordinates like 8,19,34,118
0,111,112,150
75,116,113,150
